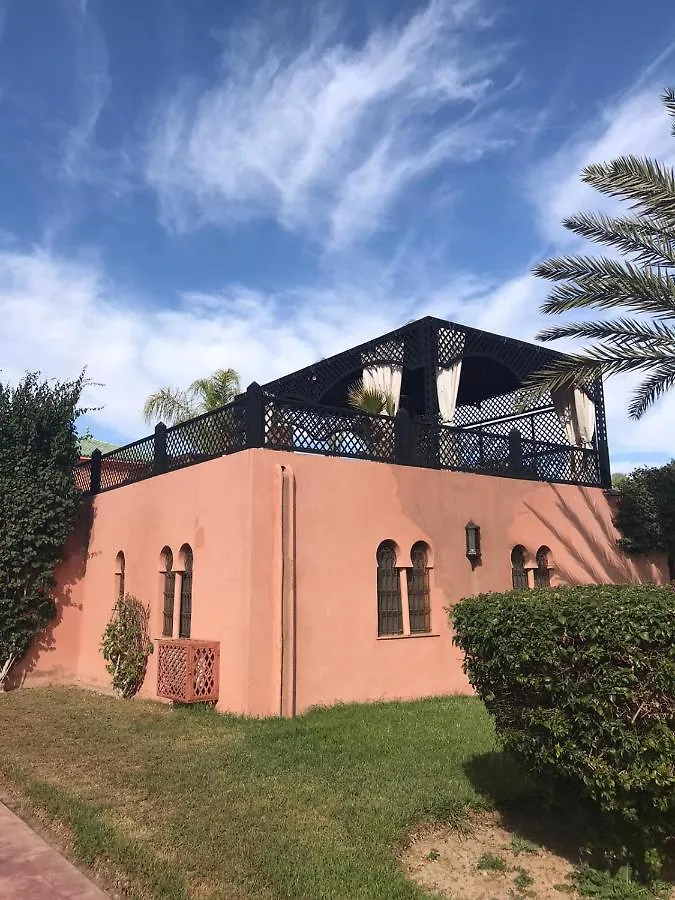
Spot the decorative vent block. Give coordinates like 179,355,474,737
156,639,219,703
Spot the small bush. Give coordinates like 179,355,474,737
451,585,675,878
101,594,153,698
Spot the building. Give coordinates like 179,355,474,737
18,317,667,715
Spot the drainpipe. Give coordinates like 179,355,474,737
276,464,297,717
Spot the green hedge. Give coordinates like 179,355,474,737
451,584,675,877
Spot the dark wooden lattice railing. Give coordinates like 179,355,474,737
74,382,608,493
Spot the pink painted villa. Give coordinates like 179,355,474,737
18,317,668,715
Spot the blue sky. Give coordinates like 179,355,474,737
0,0,674,470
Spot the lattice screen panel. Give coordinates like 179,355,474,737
157,639,220,703
166,400,246,471
99,436,155,491
73,462,92,492
265,399,396,462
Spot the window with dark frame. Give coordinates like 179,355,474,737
161,547,175,637
407,542,431,633
511,545,529,591
376,540,403,636
534,546,552,587
178,545,193,639
115,551,125,600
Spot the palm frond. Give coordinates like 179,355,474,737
143,387,197,426
189,368,241,411
662,87,675,135
533,92,675,419
627,360,675,419
347,380,396,416
529,347,675,400
581,156,675,225
536,317,675,348
562,212,675,268
533,255,675,319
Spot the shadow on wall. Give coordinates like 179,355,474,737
7,498,97,689
523,484,665,585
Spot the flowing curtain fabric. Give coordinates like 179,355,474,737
552,388,596,447
436,362,462,423
436,328,465,467
362,365,403,413
552,387,596,479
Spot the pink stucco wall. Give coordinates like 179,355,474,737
19,449,668,716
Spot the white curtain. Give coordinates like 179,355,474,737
436,361,462,424
362,365,403,413
552,387,596,447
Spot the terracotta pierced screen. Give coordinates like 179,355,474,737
156,639,219,703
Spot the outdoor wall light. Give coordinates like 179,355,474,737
465,521,481,567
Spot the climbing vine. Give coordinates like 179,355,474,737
101,594,153,698
0,371,85,690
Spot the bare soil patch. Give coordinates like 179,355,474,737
403,811,582,900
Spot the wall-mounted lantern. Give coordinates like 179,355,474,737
465,521,481,568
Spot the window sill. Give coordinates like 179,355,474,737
377,632,441,641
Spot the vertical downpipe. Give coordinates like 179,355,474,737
277,465,297,717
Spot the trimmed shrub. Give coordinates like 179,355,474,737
451,585,675,877
101,594,153,698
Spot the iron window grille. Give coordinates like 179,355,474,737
161,547,175,637
534,546,552,588
179,545,193,639
511,546,529,591
407,542,431,633
115,551,125,600
377,541,403,636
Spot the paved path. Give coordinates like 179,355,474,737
0,802,108,899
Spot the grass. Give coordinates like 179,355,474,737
0,687,530,899
509,834,538,857
477,852,508,873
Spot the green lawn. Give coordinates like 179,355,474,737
0,687,530,899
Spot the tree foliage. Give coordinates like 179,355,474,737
143,368,241,426
613,462,675,569
0,371,85,687
452,585,675,879
532,88,675,419
101,594,153,698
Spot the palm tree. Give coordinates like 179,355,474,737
347,379,397,416
531,87,675,420
143,369,241,425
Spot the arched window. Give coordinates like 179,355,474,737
376,541,402,636
511,546,528,591
161,547,175,637
178,544,193,639
534,546,552,588
407,542,431,633
115,552,125,600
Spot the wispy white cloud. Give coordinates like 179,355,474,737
479,84,675,470
60,0,111,182
529,87,675,246
0,245,484,439
146,0,515,249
